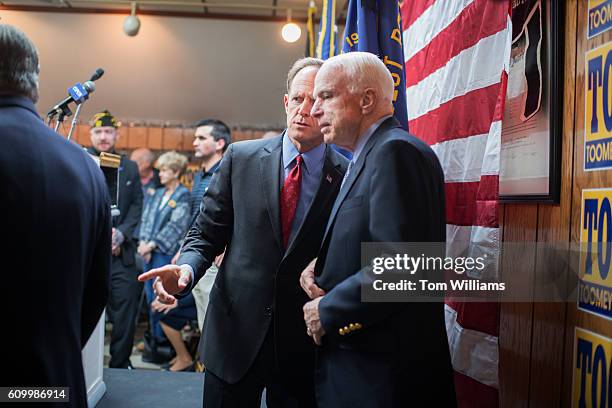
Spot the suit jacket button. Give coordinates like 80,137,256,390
343,325,350,332
354,323,362,330
264,306,273,317
339,328,346,336
349,323,356,331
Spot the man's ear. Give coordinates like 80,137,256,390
361,88,377,114
283,94,289,114
216,138,226,153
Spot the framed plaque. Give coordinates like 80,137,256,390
499,0,563,203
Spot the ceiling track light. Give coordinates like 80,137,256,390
123,1,140,36
281,8,301,43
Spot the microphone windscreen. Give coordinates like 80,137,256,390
90,68,104,82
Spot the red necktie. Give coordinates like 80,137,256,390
280,155,303,248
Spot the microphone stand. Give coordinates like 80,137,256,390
48,103,73,134
67,104,83,141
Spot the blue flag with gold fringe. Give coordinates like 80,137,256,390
316,0,337,59
342,0,408,130
306,1,317,57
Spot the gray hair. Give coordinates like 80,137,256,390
324,52,394,108
130,147,156,165
155,151,188,175
0,25,40,103
286,57,324,93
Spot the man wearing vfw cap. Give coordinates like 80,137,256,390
88,110,144,369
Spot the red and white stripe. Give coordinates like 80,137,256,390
401,1,511,406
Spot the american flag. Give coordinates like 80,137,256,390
401,1,512,406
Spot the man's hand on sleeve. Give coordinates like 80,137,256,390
303,296,326,346
138,264,192,305
138,241,155,256
300,258,326,299
111,228,124,256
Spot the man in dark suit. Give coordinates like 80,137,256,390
0,24,111,407
139,58,348,407
87,110,144,369
301,52,456,407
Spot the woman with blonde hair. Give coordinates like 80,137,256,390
138,151,191,366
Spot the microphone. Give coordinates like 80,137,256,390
89,68,104,82
46,80,95,118
46,68,103,119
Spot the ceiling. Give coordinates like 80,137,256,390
1,7,339,128
0,0,350,21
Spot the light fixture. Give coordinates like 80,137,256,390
281,9,301,43
123,2,141,36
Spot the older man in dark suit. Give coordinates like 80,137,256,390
87,110,143,369
0,24,111,407
139,57,347,407
301,52,456,407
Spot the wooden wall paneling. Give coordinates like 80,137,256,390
115,126,128,149
529,2,578,406
75,124,91,147
127,127,148,149
571,0,612,337
564,0,612,406
162,127,183,150
182,128,195,151
232,130,254,142
499,204,538,408
499,204,505,237
148,128,163,150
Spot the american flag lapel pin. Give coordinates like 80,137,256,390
326,174,332,183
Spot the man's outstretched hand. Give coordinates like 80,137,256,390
138,264,192,305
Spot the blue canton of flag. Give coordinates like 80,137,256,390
342,0,409,130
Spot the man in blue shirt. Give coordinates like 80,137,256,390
189,119,231,224
182,119,231,336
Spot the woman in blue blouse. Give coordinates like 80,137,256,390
138,151,190,359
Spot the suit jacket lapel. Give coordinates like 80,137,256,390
283,146,344,258
260,137,284,250
321,117,399,243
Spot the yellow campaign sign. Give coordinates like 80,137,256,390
573,328,612,407
589,0,612,39
579,189,612,319
585,42,612,170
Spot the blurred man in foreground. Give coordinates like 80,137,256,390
301,52,456,407
0,24,111,407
